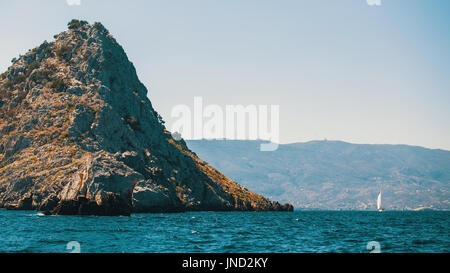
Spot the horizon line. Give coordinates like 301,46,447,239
184,138,450,152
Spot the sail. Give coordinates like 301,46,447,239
377,191,382,210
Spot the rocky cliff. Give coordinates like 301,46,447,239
0,20,292,215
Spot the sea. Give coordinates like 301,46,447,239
0,210,448,253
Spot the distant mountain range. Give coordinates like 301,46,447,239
186,140,450,210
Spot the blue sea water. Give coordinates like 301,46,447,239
0,210,448,253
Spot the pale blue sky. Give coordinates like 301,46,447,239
1,0,449,149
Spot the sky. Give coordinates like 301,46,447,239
0,0,449,150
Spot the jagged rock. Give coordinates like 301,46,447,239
69,104,95,137
0,20,293,215
133,180,183,213
55,152,142,215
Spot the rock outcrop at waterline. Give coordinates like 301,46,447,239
0,20,293,215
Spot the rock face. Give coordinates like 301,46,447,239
0,20,293,215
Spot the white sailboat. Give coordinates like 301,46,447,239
377,191,385,212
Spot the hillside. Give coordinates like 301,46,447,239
186,140,450,210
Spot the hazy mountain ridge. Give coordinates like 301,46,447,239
186,140,450,210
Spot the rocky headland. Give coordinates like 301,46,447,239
0,20,293,215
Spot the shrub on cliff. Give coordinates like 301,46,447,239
55,45,71,59
26,62,40,76
68,19,88,30
49,77,66,91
